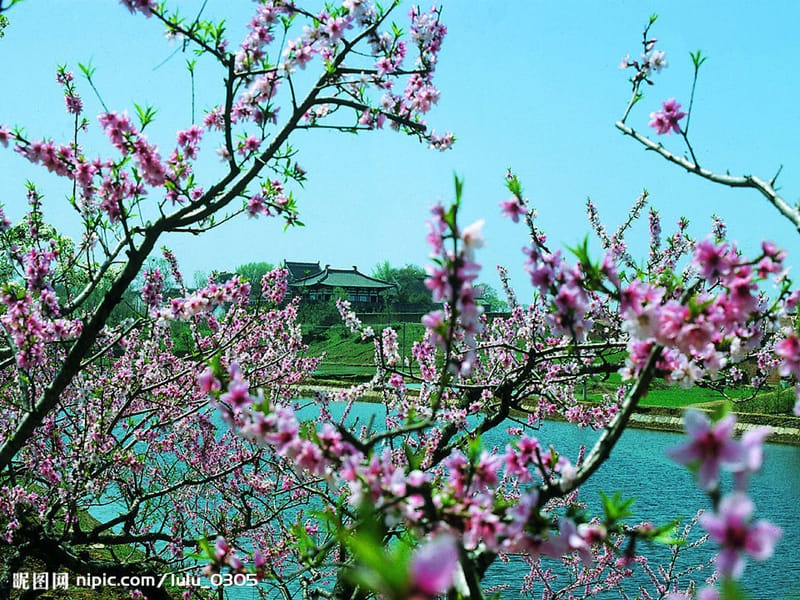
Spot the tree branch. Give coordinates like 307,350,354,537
616,120,800,232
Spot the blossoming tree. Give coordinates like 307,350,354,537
0,1,452,598
0,4,792,600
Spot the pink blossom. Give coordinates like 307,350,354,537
645,49,667,72
734,426,772,490
500,196,526,222
237,136,260,156
700,493,782,578
65,95,83,115
649,98,687,135
775,332,800,378
197,368,221,394
667,409,744,490
119,0,155,17
220,379,253,412
698,587,721,600
214,536,229,561
460,219,485,253
424,264,450,303
427,131,455,151
203,107,225,131
694,239,735,280
409,534,458,597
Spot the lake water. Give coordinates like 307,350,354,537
311,402,800,600
94,401,800,599
476,416,800,599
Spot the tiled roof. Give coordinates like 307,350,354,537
284,261,323,281
289,266,394,290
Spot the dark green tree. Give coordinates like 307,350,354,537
475,282,509,312
372,262,435,310
235,261,274,284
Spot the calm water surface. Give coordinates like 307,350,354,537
326,403,800,600
98,401,800,599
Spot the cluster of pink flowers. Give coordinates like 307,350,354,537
336,297,376,341
0,290,81,370
98,111,166,185
0,485,43,543
524,244,594,342
205,353,631,597
15,138,76,178
245,180,293,220
11,99,205,220
774,330,800,415
422,203,485,375
408,4,447,70
140,268,164,310
259,268,288,305
619,19,667,86
56,66,83,115
669,409,782,582
619,238,784,387
0,237,82,370
156,276,251,323
235,3,289,70
204,536,267,578
649,98,687,135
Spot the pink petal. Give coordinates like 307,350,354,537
699,512,727,542
697,458,721,491
719,493,754,523
745,521,782,560
715,547,744,578
713,414,737,439
667,440,700,465
411,535,458,595
683,409,711,438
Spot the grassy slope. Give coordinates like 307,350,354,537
306,323,427,378
305,328,797,414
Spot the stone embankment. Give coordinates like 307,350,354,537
625,405,800,445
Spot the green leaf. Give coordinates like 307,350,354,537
687,294,715,319
600,491,636,526
196,537,213,560
565,503,588,524
467,433,482,464
453,174,464,205
78,60,96,79
404,442,424,471
636,519,684,546
505,170,523,197
133,102,158,130
710,400,732,423
290,520,316,557
690,49,708,69
650,522,685,546
721,578,749,600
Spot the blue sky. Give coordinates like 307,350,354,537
1,1,799,293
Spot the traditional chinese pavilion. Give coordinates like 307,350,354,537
284,261,394,311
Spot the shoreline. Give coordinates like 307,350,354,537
300,381,800,446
